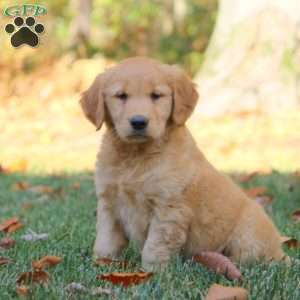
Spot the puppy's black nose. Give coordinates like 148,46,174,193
130,115,149,130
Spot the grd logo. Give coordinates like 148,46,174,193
3,4,47,48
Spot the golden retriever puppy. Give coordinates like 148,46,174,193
80,57,286,270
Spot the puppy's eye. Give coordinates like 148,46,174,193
150,92,162,101
116,92,128,101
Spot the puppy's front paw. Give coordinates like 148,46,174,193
93,249,118,260
93,240,121,259
142,245,170,271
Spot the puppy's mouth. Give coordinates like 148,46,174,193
126,131,150,142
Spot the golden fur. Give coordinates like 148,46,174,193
80,57,286,270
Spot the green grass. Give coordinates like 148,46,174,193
0,171,299,299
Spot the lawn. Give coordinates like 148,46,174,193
0,169,299,299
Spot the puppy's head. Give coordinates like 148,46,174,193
80,57,198,143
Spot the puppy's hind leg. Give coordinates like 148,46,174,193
225,202,286,263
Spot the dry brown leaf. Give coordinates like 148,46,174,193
244,187,267,198
7,222,23,233
0,256,13,265
16,285,30,297
193,251,242,281
291,210,300,222
97,271,153,287
205,284,248,300
12,182,31,191
0,217,19,231
16,270,50,285
281,236,299,249
95,257,131,268
237,172,258,183
0,217,23,233
32,255,62,270
71,182,81,189
0,237,16,249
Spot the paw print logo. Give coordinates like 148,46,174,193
5,16,44,48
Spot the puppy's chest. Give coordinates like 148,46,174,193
114,181,152,245
97,164,182,245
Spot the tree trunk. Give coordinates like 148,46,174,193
195,0,300,116
70,0,92,56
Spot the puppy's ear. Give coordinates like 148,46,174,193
80,74,106,130
168,66,198,125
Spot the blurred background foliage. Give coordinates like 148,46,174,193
0,0,217,76
90,0,217,75
0,0,218,172
1,0,299,174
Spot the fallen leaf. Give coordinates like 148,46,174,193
244,187,267,198
205,284,248,300
7,222,23,233
95,257,131,268
237,172,258,183
16,270,49,285
12,182,31,191
0,256,13,265
193,251,242,281
281,236,299,249
21,230,48,242
71,182,81,189
0,237,16,249
0,217,23,233
291,210,300,222
97,271,153,287
32,255,62,270
16,285,30,297
0,217,19,231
